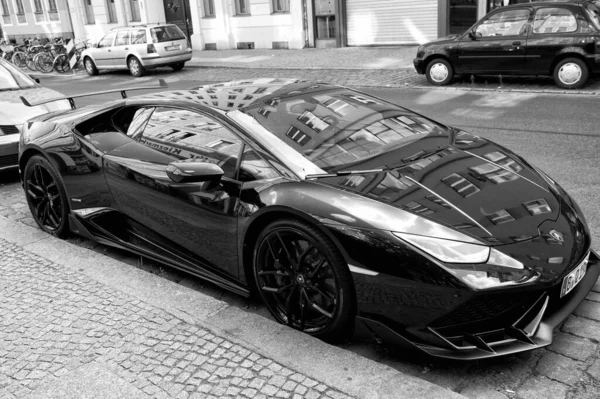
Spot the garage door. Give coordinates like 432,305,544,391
346,0,438,46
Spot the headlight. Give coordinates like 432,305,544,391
393,232,538,290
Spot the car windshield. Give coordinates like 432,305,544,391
229,88,449,176
151,25,186,42
585,2,600,30
0,59,37,90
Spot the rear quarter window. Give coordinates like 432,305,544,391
131,29,147,44
533,7,577,34
151,25,186,43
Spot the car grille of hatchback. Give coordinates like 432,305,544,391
0,125,19,135
0,154,18,168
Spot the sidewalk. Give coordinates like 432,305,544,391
0,215,465,399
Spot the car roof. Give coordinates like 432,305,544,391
506,0,593,7
130,79,341,112
110,23,179,31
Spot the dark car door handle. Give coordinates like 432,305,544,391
512,41,521,46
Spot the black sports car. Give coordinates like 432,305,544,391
18,78,598,360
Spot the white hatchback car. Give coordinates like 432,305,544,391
81,24,192,77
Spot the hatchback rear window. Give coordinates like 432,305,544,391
151,25,186,43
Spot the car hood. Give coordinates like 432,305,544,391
0,87,70,126
316,135,567,246
421,34,461,47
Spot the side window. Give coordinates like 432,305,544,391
114,30,130,46
131,29,147,44
238,147,281,182
127,107,155,139
533,8,577,34
98,31,116,48
140,107,243,179
475,9,530,37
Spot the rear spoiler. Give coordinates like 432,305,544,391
20,79,168,110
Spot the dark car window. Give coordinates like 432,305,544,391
140,107,242,179
114,30,130,46
533,8,577,34
239,146,281,182
131,29,147,44
98,31,116,48
0,58,37,89
475,9,530,37
151,25,186,43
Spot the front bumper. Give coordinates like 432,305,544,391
0,134,19,171
355,250,600,360
413,58,425,74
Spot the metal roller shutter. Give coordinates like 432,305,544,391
346,0,438,46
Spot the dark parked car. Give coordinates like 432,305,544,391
414,0,600,88
18,79,598,360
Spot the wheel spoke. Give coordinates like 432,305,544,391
305,283,335,302
261,283,293,294
305,296,333,319
34,164,45,188
27,187,43,200
258,270,290,277
307,257,326,278
298,245,317,269
266,237,293,274
47,204,60,227
35,199,46,220
299,288,308,330
285,285,298,327
275,232,297,270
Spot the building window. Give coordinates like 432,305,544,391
203,0,214,17
32,0,44,22
15,0,26,23
272,0,289,13
1,0,10,25
234,0,249,15
47,0,59,21
106,0,117,23
83,0,95,24
129,0,140,21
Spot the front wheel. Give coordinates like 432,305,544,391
553,57,588,89
128,56,145,77
35,52,54,73
54,54,70,73
23,155,70,238
253,219,355,342
171,62,185,71
26,54,37,71
425,58,454,86
11,51,26,68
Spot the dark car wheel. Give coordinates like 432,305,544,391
253,219,355,342
171,62,185,71
426,58,454,86
128,57,145,77
84,57,98,76
23,155,70,238
553,57,588,89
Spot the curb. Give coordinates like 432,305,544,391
0,215,467,399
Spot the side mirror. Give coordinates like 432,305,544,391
468,29,477,40
93,42,99,48
29,74,40,83
166,161,224,183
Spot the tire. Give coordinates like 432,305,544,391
128,56,145,77
84,57,98,76
553,57,588,89
425,58,454,86
54,53,70,73
35,52,54,73
26,54,37,72
23,155,70,238
253,218,355,342
11,51,26,68
171,62,185,71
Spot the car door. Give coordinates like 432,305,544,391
102,106,246,279
93,31,117,68
111,29,130,69
524,6,580,74
456,8,531,73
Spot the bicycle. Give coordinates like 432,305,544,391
53,38,91,73
11,38,44,71
0,40,15,62
34,38,66,73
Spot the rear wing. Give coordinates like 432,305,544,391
20,79,168,110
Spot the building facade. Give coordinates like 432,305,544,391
0,0,74,42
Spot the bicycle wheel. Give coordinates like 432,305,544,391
26,54,37,71
35,52,54,73
12,51,27,68
53,54,70,73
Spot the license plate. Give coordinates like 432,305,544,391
165,45,181,51
560,254,589,298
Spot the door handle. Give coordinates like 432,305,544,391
125,47,128,50
108,49,111,52
512,41,521,46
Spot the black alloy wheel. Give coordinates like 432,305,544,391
254,219,354,342
23,155,70,238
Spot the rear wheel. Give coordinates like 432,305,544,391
553,57,588,89
128,56,145,77
54,54,70,73
26,54,37,71
253,219,355,342
23,155,70,238
84,57,98,76
171,62,185,71
11,51,26,68
35,52,54,73
426,58,454,86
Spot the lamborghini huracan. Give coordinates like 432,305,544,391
18,78,599,360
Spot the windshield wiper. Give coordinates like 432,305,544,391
305,168,384,180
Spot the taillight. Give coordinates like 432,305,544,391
147,44,156,54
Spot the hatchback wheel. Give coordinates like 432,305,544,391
23,155,70,238
171,62,185,71
84,57,98,76
253,219,355,342
553,57,588,89
426,58,454,86
128,57,145,77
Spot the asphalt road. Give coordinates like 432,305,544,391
4,68,600,399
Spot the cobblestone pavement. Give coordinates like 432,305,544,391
0,237,354,399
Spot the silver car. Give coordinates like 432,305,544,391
0,58,68,175
81,24,192,77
